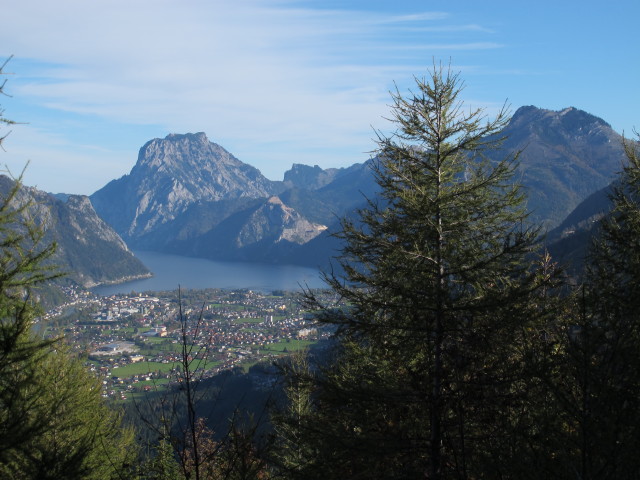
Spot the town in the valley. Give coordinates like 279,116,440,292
39,286,339,401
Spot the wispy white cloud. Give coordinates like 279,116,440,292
406,24,495,33
0,0,504,193
398,42,503,51
384,12,449,23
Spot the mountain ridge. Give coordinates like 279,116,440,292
88,105,629,270
0,175,150,289
486,105,625,228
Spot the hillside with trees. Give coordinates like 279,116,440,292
270,68,640,479
3,56,640,478
0,175,135,478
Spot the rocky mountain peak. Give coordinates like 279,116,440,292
494,105,625,227
509,106,613,141
135,132,239,172
91,132,284,241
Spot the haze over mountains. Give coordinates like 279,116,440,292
90,131,378,265
9,105,629,290
87,105,627,271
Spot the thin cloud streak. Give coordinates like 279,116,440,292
384,12,449,23
396,43,504,51
405,24,495,33
1,1,506,193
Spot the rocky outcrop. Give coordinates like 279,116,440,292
175,195,328,263
283,164,341,190
236,196,327,248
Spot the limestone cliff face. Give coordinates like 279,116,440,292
283,164,341,190
236,196,327,248
64,195,129,250
179,195,328,263
90,132,283,241
0,176,149,288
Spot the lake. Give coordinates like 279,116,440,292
92,250,327,296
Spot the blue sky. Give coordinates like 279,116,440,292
1,0,638,194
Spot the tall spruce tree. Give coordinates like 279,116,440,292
285,66,555,479
0,173,137,479
271,353,316,478
587,133,640,323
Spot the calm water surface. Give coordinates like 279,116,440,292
92,250,326,296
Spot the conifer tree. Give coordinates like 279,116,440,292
289,65,555,479
0,173,136,479
587,133,640,322
552,132,640,478
0,172,60,468
1,346,136,479
271,353,316,478
0,59,136,478
0,61,60,462
478,133,640,479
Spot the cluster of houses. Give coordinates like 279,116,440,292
42,287,337,400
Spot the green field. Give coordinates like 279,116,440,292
210,304,254,312
137,338,181,355
234,317,264,324
143,336,169,344
136,377,171,387
111,361,176,377
257,339,315,353
241,327,260,333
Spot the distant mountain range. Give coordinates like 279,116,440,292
6,104,628,293
88,106,627,272
89,131,378,266
0,176,150,289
